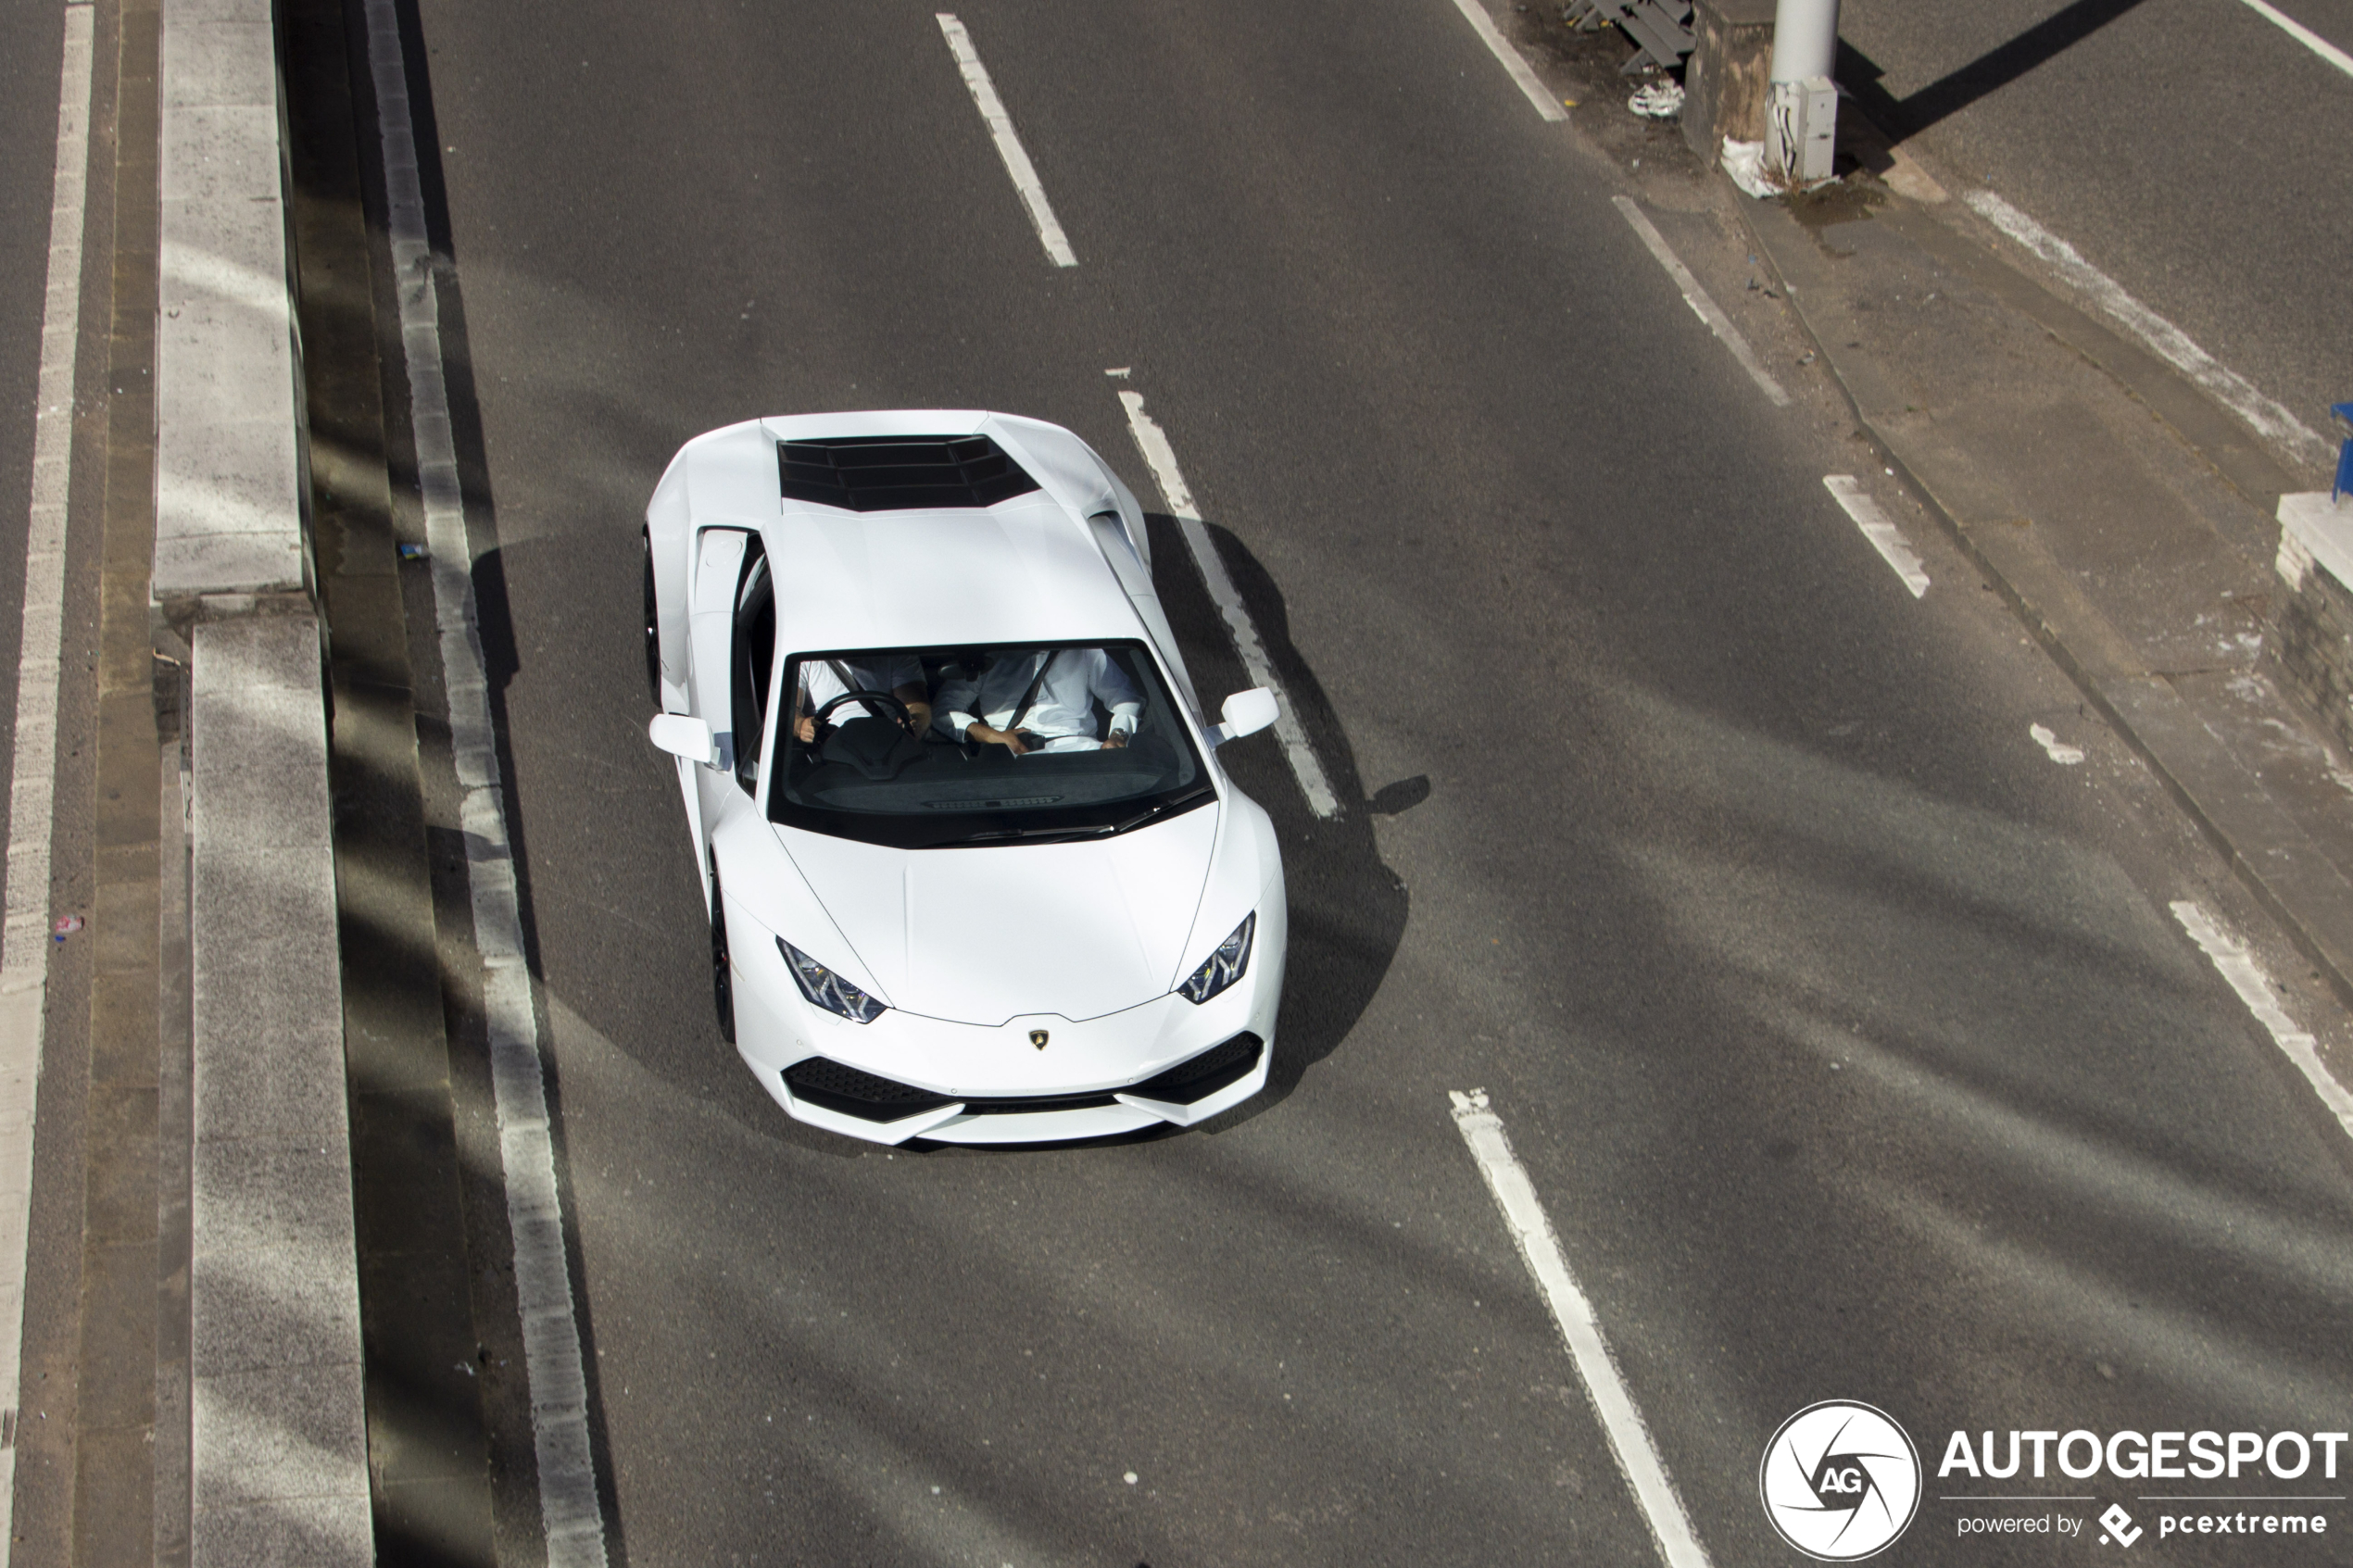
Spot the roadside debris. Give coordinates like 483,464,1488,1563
2030,723,2086,765
1720,137,1776,199
51,914,82,941
1628,81,1683,119
1567,0,1693,72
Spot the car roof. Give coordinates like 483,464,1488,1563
673,411,1150,656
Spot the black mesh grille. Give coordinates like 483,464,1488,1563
783,1058,955,1121
1128,1033,1264,1105
963,1090,1120,1116
778,434,1040,513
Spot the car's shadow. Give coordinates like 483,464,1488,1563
1143,512,1414,1123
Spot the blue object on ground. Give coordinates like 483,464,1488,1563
2336,402,2353,506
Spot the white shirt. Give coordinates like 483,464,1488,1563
937,648,1143,753
796,654,925,728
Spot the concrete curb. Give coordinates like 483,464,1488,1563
186,618,367,1562
156,0,308,607
157,0,371,1554
1730,183,2353,1018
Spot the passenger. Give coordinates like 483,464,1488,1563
937,647,1142,756
793,654,932,743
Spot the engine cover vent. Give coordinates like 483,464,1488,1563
778,434,1040,513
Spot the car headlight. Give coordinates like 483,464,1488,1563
1177,912,1254,1004
778,938,887,1023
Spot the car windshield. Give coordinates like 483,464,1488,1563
767,640,1212,848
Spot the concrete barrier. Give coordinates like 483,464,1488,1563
1680,0,1777,163
157,0,370,1555
2274,493,2353,760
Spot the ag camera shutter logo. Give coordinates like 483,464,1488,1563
1760,1400,1923,1561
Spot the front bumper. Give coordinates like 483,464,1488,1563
772,1031,1269,1145
728,914,1285,1146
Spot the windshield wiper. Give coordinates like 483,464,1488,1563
1105,784,1215,836
957,785,1215,847
961,824,1112,845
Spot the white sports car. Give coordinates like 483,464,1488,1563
642,411,1287,1146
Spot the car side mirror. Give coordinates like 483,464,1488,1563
648,713,720,768
1207,687,1278,746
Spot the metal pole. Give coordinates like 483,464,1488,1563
1768,0,1839,82
1767,0,1840,183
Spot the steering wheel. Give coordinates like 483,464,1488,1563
813,689,914,730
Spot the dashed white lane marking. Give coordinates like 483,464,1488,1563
2172,902,2353,1142
1115,388,1341,819
1446,0,1569,120
1449,1090,1714,1568
1962,191,2329,469
362,3,609,1562
2028,723,2085,765
0,6,94,1557
1612,197,1792,408
1822,475,1930,597
937,15,1077,268
2234,0,2353,79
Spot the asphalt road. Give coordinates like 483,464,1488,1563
387,0,2353,1562
1837,0,2353,475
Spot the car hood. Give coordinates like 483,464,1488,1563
776,807,1220,1026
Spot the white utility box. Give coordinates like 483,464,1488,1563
1768,75,1838,186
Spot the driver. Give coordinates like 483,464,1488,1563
793,653,932,743
937,647,1142,755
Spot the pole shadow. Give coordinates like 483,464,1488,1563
1837,0,2153,144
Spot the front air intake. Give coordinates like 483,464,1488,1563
778,434,1040,513
1127,1034,1263,1104
783,1058,955,1120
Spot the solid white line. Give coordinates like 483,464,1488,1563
1448,1090,1714,1568
1115,390,1341,819
362,6,610,1564
937,15,1076,268
1962,191,2330,468
2171,901,2353,1141
0,6,94,1558
1446,0,1570,120
1822,475,1929,596
1612,197,1792,408
2235,0,2353,78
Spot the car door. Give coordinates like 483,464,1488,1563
686,529,769,872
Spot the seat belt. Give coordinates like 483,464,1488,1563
1003,651,1056,738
